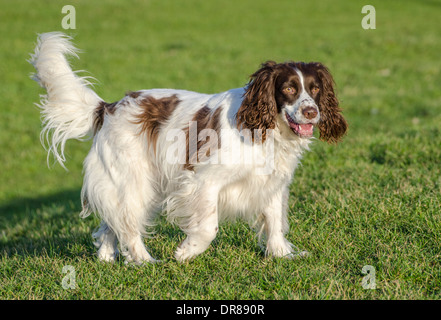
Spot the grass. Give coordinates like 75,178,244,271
1,0,441,299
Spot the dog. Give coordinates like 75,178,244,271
29,32,347,264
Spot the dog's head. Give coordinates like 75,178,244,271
237,61,348,143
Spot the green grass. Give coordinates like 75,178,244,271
1,0,441,299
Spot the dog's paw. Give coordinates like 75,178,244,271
175,237,209,262
97,245,119,263
285,250,310,259
266,238,309,260
174,241,196,262
97,251,118,263
124,254,161,266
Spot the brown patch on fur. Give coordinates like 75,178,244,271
93,100,118,135
236,61,278,143
134,94,181,153
184,106,223,171
312,63,348,143
126,91,142,99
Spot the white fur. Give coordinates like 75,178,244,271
30,32,313,264
29,32,102,168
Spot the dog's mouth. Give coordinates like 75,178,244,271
285,112,314,138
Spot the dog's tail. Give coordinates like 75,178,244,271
29,32,103,168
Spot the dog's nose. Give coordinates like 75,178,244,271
302,107,318,120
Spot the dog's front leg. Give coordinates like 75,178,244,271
263,187,308,259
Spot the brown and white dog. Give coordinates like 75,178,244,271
29,32,347,264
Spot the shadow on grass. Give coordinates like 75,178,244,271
0,189,263,261
0,189,82,218
0,189,92,259
0,189,184,260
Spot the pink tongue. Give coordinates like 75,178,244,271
298,124,313,135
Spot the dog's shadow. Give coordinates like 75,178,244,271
0,190,262,261
0,189,94,259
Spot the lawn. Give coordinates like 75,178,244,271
1,0,440,300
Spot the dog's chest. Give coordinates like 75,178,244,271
216,166,290,220
216,139,307,219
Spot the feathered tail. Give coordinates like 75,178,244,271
29,32,102,168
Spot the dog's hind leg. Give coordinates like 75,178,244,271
93,221,119,262
115,177,161,265
82,139,160,265
106,181,160,265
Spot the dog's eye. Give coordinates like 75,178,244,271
283,87,296,94
311,87,320,95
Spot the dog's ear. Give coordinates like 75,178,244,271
236,61,278,142
313,63,348,143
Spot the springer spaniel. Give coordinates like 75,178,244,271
29,32,347,264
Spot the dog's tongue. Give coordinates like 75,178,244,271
298,124,313,135
289,122,313,136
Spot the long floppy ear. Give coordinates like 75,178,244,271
313,63,348,143
236,61,278,143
